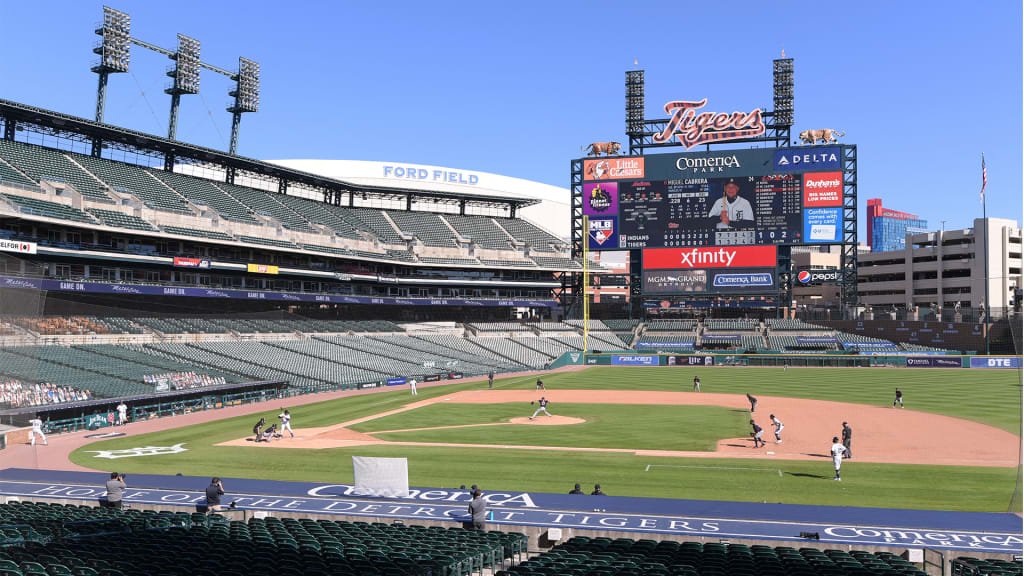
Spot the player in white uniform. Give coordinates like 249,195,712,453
278,409,294,438
707,179,755,229
770,414,784,443
116,402,128,426
29,418,47,446
408,378,418,396
831,436,847,481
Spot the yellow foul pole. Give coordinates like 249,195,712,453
583,215,589,357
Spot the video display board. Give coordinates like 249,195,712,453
582,146,846,250
642,246,778,296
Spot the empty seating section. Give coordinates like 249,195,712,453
741,335,766,350
469,337,551,368
0,157,38,187
470,323,534,333
768,335,837,351
639,335,697,345
767,318,823,331
1,194,96,224
419,256,480,266
0,501,524,576
237,235,298,250
70,154,191,214
603,319,640,332
532,322,572,331
645,320,696,332
275,194,363,239
161,225,236,242
9,316,141,335
298,337,425,377
415,335,527,369
341,208,404,244
133,318,230,334
78,344,239,381
215,181,314,232
0,348,148,398
0,140,113,203
85,208,158,231
388,211,456,247
900,342,952,352
147,169,258,223
151,342,324,389
531,255,582,269
386,249,418,262
406,335,521,371
481,258,537,267
584,332,631,350
704,319,759,331
302,243,352,257
498,217,562,252
443,214,513,249
565,319,612,331
505,537,929,576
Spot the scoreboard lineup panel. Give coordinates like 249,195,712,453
581,145,847,251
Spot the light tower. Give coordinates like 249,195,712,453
165,34,201,141
91,6,131,124
227,57,260,155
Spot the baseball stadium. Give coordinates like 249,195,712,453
0,7,1021,576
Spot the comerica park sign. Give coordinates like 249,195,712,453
653,99,766,149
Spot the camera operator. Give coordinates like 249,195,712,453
205,477,225,513
104,472,126,509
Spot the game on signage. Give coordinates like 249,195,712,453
0,239,37,255
643,246,777,270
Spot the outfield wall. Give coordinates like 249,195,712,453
552,352,1023,369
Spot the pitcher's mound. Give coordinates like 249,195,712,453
509,415,585,425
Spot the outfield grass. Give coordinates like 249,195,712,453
354,403,749,451
68,366,1023,512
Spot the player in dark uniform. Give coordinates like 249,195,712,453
590,484,605,495
750,419,765,448
488,371,495,389
693,376,701,392
568,483,584,495
252,417,265,442
746,394,758,413
893,388,903,408
842,421,853,459
536,378,546,392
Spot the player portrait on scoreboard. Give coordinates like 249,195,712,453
707,178,755,229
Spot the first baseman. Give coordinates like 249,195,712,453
831,436,847,481
750,419,765,448
530,397,552,420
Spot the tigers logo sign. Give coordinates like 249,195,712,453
652,99,765,149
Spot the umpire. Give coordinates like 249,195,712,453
842,422,853,459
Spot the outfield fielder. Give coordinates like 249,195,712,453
831,436,847,481
692,376,701,392
278,409,295,438
893,388,904,408
408,378,418,396
29,418,47,446
529,397,552,420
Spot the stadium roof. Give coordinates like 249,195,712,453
0,99,539,209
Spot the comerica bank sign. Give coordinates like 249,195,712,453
383,165,479,185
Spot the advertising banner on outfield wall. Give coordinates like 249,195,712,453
173,257,210,269
666,355,715,366
386,378,406,386
611,355,658,366
969,357,1021,369
905,357,964,368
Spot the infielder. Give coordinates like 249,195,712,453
692,376,701,392
770,414,784,444
278,409,294,438
747,393,758,413
29,418,47,446
749,419,765,448
116,402,128,426
408,378,418,396
893,388,903,408
831,436,847,481
535,378,546,392
529,397,552,420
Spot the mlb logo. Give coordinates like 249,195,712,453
588,218,618,249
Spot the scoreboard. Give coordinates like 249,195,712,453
581,146,848,251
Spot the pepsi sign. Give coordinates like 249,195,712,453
795,269,841,285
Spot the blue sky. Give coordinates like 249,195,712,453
1,1,1021,236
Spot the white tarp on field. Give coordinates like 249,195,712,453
352,456,409,497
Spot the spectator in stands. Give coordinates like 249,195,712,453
468,489,487,530
104,472,126,509
591,484,606,496
568,483,584,495
205,478,225,513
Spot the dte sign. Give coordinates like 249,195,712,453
970,357,1020,369
383,166,479,185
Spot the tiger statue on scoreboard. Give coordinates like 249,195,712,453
798,129,845,145
582,142,622,156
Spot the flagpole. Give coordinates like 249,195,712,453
982,153,990,355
